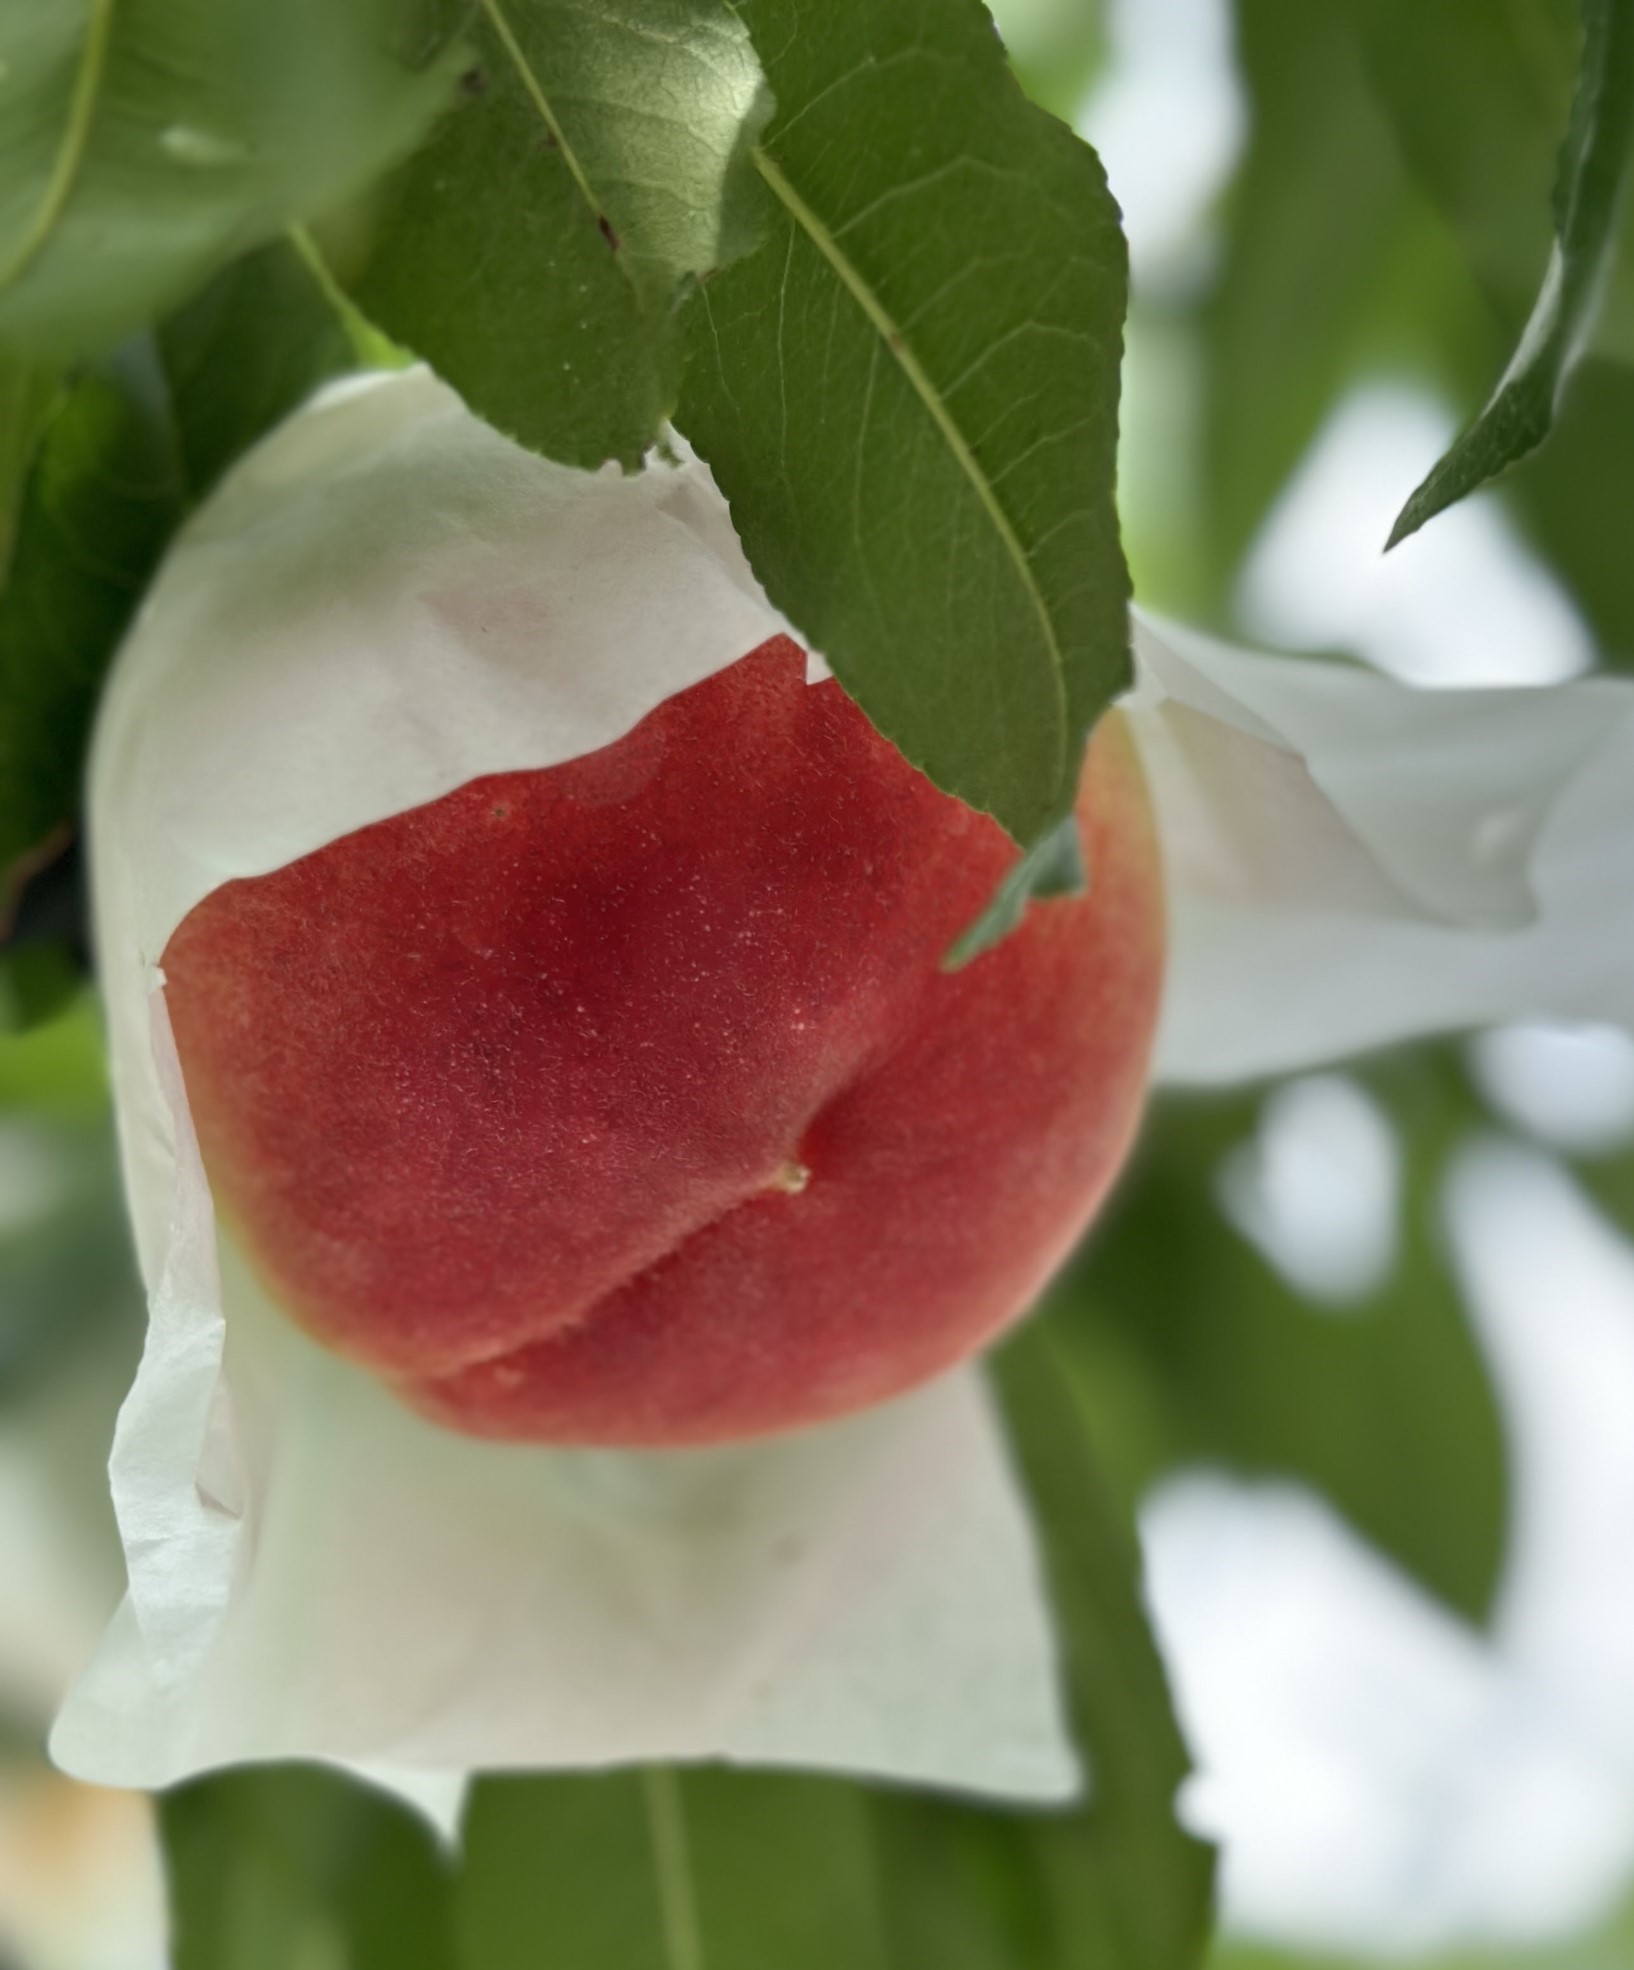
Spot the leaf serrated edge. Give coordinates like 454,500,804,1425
0,0,118,296
750,142,1072,807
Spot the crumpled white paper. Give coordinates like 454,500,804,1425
1134,616,1634,1082
52,364,1634,1819
53,369,1079,1813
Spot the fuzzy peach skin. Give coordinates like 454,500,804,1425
159,637,1164,1445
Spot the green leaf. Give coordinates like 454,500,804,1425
944,813,1086,969
677,0,1130,848
0,0,464,358
156,236,358,501
0,941,80,1033
0,340,186,906
0,1113,137,1401
350,0,773,469
462,1768,891,1970
0,350,61,585
1052,1051,1509,1626
1209,1883,1634,1970
1357,0,1579,342
869,1321,1215,1970
1509,351,1634,664
1387,0,1634,547
162,1766,458,1970
1197,0,1492,602
0,986,105,1118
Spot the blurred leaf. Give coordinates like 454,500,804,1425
1201,0,1494,598
0,351,60,584
163,1766,458,1970
1508,352,1634,664
0,990,134,1402
0,989,106,1118
677,0,1129,850
463,1768,891,1969
156,236,357,500
1209,1883,1634,1969
1358,0,1579,338
0,1114,135,1401
1387,0,1634,546
0,0,464,358
0,832,89,1033
867,1322,1215,1970
1054,1051,1509,1626
352,0,772,470
0,340,186,909
0,943,81,1033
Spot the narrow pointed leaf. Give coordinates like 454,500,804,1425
1388,0,1634,547
677,0,1130,848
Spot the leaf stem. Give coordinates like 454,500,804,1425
0,0,118,294
642,1768,704,1970
287,227,407,371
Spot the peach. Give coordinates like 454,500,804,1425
160,638,1164,1445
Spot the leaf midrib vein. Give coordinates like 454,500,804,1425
643,1768,705,1970
751,141,1071,795
0,0,118,297
478,0,606,225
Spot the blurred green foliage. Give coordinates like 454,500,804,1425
5,0,1634,1965
1049,1057,1509,1625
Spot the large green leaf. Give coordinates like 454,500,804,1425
351,0,772,469
0,0,463,358
1387,0,1634,545
162,1767,458,1970
677,0,1130,849
1052,1051,1509,1627
0,341,186,911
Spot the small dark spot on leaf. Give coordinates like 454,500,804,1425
598,214,621,252
460,65,488,96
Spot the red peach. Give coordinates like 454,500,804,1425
160,637,1164,1445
